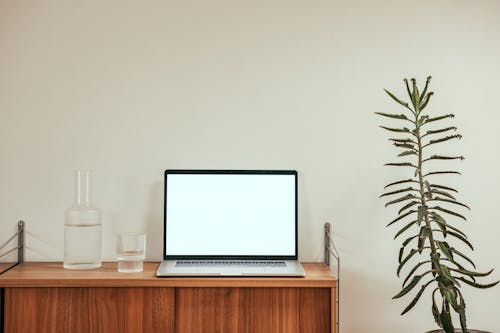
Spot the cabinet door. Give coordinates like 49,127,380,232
4,287,174,333
175,287,331,333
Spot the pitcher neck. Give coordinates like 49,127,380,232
75,170,93,207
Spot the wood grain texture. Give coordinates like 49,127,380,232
238,288,299,333
174,287,333,333
3,287,174,333
298,288,331,333
0,262,336,288
175,288,239,333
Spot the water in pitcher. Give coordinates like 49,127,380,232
64,224,102,269
64,170,102,269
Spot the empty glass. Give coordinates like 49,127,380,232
116,232,146,273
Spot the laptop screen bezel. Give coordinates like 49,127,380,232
163,169,298,260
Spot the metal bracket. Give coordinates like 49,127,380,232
0,220,25,274
324,222,340,333
17,220,24,264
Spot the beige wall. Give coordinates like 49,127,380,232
1,0,499,331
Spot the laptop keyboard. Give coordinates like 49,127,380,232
176,260,287,268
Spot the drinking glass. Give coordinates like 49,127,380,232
116,232,146,273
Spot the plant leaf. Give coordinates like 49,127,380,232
424,171,462,177
424,127,457,136
434,229,473,251
423,114,455,125
451,248,476,269
430,190,456,201
458,291,467,332
429,206,467,221
400,279,434,315
389,138,416,144
440,304,454,332
393,274,422,299
386,210,417,227
436,241,454,262
399,235,418,262
397,249,419,277
418,226,430,252
384,179,418,189
430,197,470,210
385,194,416,208
423,134,462,148
411,78,419,109
419,76,432,103
398,150,417,157
423,155,465,162
430,212,466,238
442,287,460,311
451,267,494,278
380,187,417,198
394,219,418,239
419,92,433,110
432,289,442,327
404,78,412,101
417,205,427,226
430,184,458,193
402,260,431,287
394,143,416,150
441,265,460,287
384,89,411,109
385,162,417,168
398,201,419,215
375,112,410,120
456,277,499,289
380,126,411,133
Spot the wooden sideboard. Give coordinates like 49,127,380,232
0,262,337,333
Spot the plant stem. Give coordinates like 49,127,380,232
414,108,437,256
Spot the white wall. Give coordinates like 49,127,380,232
1,0,499,331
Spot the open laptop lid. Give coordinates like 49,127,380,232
163,169,298,261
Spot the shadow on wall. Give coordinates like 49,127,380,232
145,181,163,261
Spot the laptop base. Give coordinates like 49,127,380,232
156,260,305,277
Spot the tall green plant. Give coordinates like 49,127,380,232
378,76,498,333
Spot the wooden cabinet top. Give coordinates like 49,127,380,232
0,262,337,288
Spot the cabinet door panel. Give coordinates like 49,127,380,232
237,287,299,333
175,287,239,333
4,287,174,333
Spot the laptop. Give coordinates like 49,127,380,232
156,169,305,277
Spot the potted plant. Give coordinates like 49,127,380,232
377,76,498,333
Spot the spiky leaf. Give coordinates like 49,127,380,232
384,89,411,109
456,277,499,289
380,126,411,133
424,127,457,136
394,219,417,239
424,155,465,162
424,134,462,147
380,187,417,198
386,210,417,227
424,171,461,177
384,179,418,189
397,249,419,277
430,184,458,193
375,112,410,120
393,274,422,299
429,206,467,221
401,280,434,315
423,114,455,125
398,201,419,215
430,197,470,210
385,194,416,207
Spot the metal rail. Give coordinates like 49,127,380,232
0,221,24,274
324,222,340,333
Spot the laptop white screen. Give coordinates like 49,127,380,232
165,172,296,257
